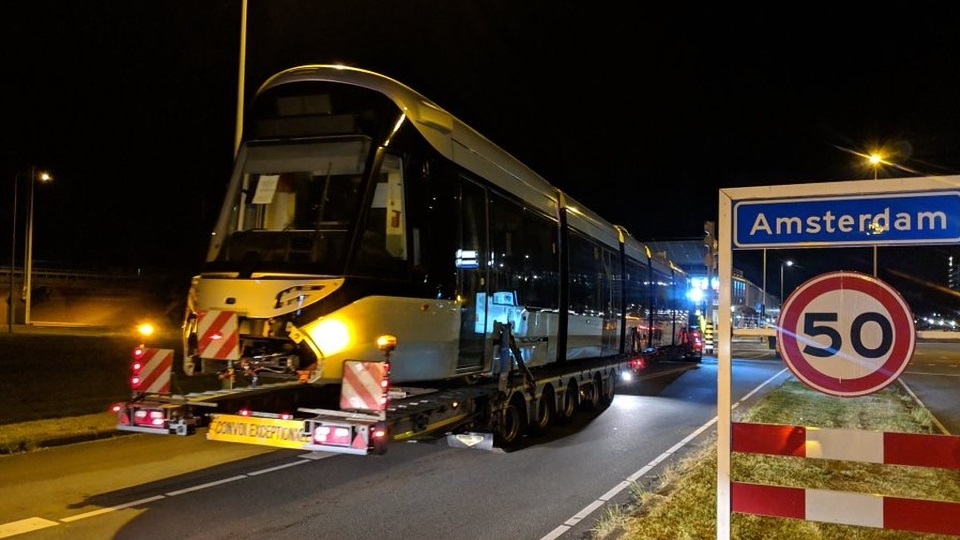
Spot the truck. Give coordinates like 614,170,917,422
114,65,697,454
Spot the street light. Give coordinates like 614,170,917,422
8,172,20,332
23,168,53,326
761,249,767,323
868,152,883,277
780,259,794,309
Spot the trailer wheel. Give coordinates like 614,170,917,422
580,373,603,413
600,372,616,409
528,386,555,436
556,380,579,424
495,393,527,448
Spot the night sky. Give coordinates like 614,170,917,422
4,2,960,300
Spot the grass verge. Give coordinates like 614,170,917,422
0,329,220,454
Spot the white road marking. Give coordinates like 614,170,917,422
0,518,58,538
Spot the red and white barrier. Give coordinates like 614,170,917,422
731,422,960,535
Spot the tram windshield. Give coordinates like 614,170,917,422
214,137,382,274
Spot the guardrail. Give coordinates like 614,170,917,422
0,265,147,284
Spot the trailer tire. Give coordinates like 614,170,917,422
600,373,616,409
528,386,556,436
580,373,603,413
495,393,527,448
556,380,579,424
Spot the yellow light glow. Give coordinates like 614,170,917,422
137,323,155,338
376,334,397,352
307,318,351,356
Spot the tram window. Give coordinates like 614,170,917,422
568,231,602,316
354,153,407,276
489,192,562,311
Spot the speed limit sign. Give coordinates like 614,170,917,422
776,271,916,397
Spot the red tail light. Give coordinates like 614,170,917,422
133,409,166,427
312,425,352,446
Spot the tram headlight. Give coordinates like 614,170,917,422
308,318,351,356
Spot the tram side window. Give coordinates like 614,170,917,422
623,257,650,319
488,194,559,312
649,264,677,330
521,208,559,310
567,231,602,316
603,248,621,318
414,158,459,299
354,153,408,277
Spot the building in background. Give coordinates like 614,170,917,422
647,238,775,330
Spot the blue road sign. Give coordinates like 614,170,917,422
734,191,960,248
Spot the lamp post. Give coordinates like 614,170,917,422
23,169,52,326
868,152,882,277
8,171,20,332
779,259,794,309
761,249,767,324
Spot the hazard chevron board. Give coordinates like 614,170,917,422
340,360,388,412
138,348,173,393
197,309,240,360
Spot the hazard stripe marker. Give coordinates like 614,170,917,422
197,310,240,360
732,422,960,535
732,422,960,469
138,348,173,394
340,361,386,412
732,483,960,535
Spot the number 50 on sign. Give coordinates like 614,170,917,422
776,271,917,397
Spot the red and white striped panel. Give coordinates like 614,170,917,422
197,310,240,360
137,348,173,394
732,422,960,469
732,482,960,535
340,361,387,412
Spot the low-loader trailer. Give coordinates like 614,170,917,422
115,322,639,455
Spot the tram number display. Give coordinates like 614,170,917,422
776,271,916,398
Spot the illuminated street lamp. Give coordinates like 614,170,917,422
23,169,53,325
779,259,794,309
868,152,883,276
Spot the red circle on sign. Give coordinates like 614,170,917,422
776,271,916,397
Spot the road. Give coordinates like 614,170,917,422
899,341,960,435
1,340,957,540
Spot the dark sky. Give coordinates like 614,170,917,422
4,2,960,289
